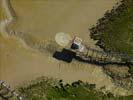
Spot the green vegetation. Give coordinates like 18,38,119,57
19,78,99,100
89,0,133,94
128,65,133,74
18,77,133,100
90,0,133,56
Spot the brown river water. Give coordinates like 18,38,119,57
1,0,130,95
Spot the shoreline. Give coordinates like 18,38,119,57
89,0,133,56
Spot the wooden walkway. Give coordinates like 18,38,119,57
76,46,133,64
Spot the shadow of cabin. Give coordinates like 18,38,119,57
53,49,76,63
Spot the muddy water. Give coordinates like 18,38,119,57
0,36,113,88
10,0,118,48
1,0,129,96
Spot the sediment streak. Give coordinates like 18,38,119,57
0,0,16,37
0,0,56,54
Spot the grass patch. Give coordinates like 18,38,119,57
18,78,101,100
128,65,133,74
18,77,133,100
90,0,133,56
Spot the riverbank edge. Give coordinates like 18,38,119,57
89,0,132,54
